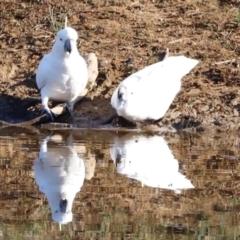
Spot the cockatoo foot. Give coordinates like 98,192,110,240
41,108,57,121
66,103,74,118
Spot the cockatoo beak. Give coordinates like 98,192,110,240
64,39,71,53
60,199,68,213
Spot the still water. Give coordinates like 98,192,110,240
0,126,240,239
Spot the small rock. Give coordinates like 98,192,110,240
125,58,134,66
99,60,108,68
234,109,239,116
197,104,209,113
93,39,101,44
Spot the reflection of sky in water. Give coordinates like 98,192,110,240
110,134,194,192
33,134,85,224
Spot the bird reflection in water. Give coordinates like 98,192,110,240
110,134,194,192
33,133,85,225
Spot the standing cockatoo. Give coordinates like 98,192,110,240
36,21,88,120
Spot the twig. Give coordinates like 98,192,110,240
215,59,235,65
169,38,197,45
168,38,187,44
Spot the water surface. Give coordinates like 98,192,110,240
0,126,240,239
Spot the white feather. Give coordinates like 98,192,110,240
36,27,88,115
111,55,199,122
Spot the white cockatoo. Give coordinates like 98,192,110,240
110,134,194,192
36,24,88,120
111,50,199,122
33,134,85,224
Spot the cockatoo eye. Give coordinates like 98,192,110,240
60,38,63,41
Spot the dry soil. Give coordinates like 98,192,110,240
1,0,240,131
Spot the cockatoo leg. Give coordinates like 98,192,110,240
66,101,74,118
41,95,56,121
